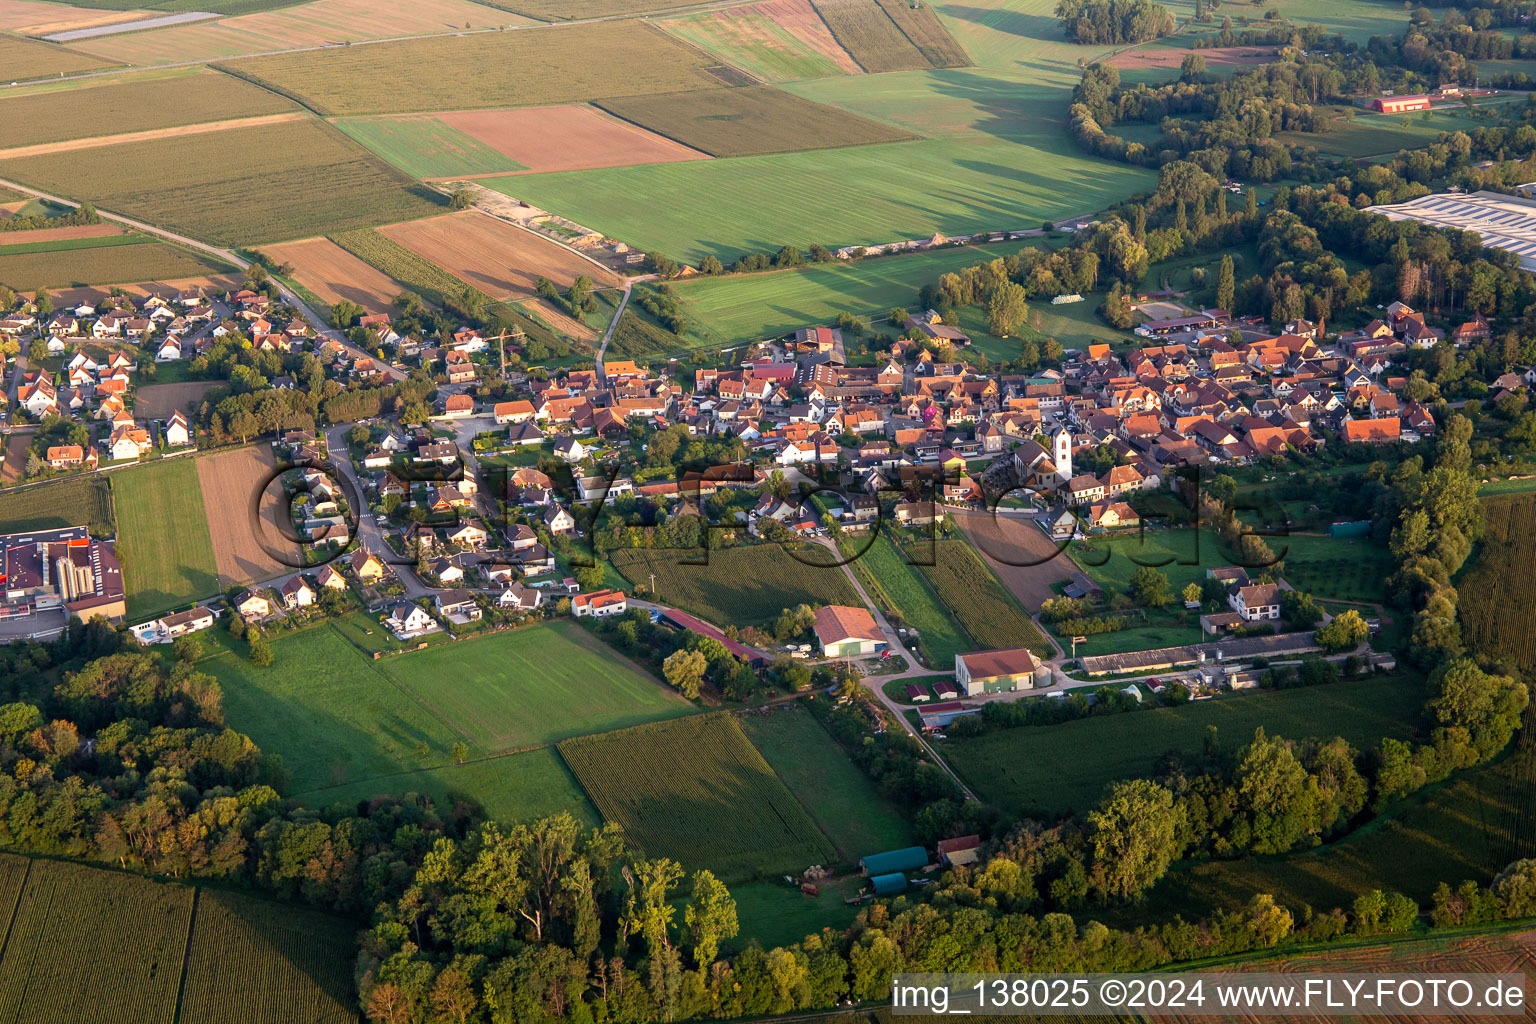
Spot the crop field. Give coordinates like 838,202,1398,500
135,380,217,420
0,0,145,31
220,21,726,116
329,227,479,309
742,704,913,858
435,104,708,174
70,0,513,63
560,712,837,878
114,457,220,618
873,0,969,66
811,0,933,72
0,240,230,291
0,858,192,1023
0,35,115,80
610,543,861,626
178,889,358,1024
261,237,406,313
946,674,1427,817
378,210,621,299
197,445,300,586
916,538,1052,655
0,69,295,148
596,85,915,158
0,118,438,246
1459,494,1536,671
659,0,862,81
783,65,1052,139
331,113,527,179
296,746,601,827
373,621,694,754
489,0,709,18
0,474,112,534
668,240,1027,343
0,223,123,246
498,131,1152,265
848,532,969,668
0,111,311,163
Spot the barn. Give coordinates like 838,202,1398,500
1374,95,1432,113
859,846,928,876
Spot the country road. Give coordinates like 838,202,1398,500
595,281,635,381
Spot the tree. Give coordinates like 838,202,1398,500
683,869,738,966
663,649,707,699
1180,52,1206,80
699,254,724,276
452,741,469,763
1181,582,1202,606
1086,778,1184,902
330,299,364,330
171,635,203,663
1216,254,1235,313
574,565,605,592
448,187,473,210
1314,608,1368,652
249,637,273,666
987,282,1028,337
31,290,51,318
1130,565,1170,607
23,450,42,478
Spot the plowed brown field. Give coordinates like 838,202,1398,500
135,381,215,420
0,224,123,247
196,446,300,586
521,297,597,342
379,210,620,299
262,236,403,313
432,104,708,176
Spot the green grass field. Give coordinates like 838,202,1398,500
560,712,837,879
726,877,866,949
0,475,112,535
916,538,1052,655
332,114,526,179
0,233,151,256
848,532,969,668
1279,104,1509,159
113,458,219,618
611,544,862,626
741,703,914,859
945,674,1428,817
658,7,857,82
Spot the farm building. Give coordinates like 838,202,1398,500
870,873,908,895
918,700,980,730
955,648,1050,695
937,835,982,867
860,846,928,876
813,605,885,657
659,608,766,668
1373,95,1432,113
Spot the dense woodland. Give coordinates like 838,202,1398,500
1056,0,1176,44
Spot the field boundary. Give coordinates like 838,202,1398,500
169,887,200,1024
0,111,307,162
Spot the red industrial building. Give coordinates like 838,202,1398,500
1374,95,1433,113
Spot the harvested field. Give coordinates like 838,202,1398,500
134,380,215,420
0,436,28,484
597,85,916,157
0,70,295,149
70,0,518,64
379,210,619,300
328,228,479,309
0,111,306,161
220,20,726,116
810,0,931,72
49,272,244,307
0,241,231,291
492,0,708,17
0,0,145,32
952,507,1073,609
872,0,969,67
196,445,300,586
521,296,598,341
261,236,406,313
0,35,115,80
0,224,123,246
436,104,709,174
659,0,863,81
0,117,437,246
1108,43,1276,68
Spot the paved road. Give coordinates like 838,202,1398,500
322,424,428,598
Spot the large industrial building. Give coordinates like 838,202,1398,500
1370,191,1536,270
0,526,125,623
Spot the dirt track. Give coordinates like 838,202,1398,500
196,446,300,586
380,209,620,299
0,112,306,161
262,236,403,314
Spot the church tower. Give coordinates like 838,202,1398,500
1054,427,1073,484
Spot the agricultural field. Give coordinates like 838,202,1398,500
331,114,527,180
666,240,1028,343
872,0,969,67
0,118,438,247
0,474,112,534
610,543,862,626
811,0,934,72
915,538,1052,655
196,445,300,587
741,703,914,858
0,69,295,148
260,237,407,313
68,0,514,64
296,746,601,827
329,228,481,309
0,0,150,31
945,673,1428,817
0,223,125,246
560,712,837,879
952,508,1074,609
487,0,708,18
135,380,217,420
659,0,861,82
1458,493,1536,671
847,531,969,668
378,210,621,299
0,111,308,162
113,457,220,618
0,240,231,291
372,621,694,754
178,889,358,1024
597,86,915,158
220,20,726,116
1273,532,1394,603
0,34,115,81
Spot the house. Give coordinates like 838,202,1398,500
108,426,151,461
494,400,536,424
1229,582,1280,620
385,601,436,638
507,421,545,446
445,521,489,548
434,589,482,621
936,834,982,867
543,505,576,534
428,557,465,584
1343,417,1401,444
46,445,85,469
498,581,543,611
234,589,272,620
317,564,348,591
1085,501,1139,531
280,576,316,608
955,647,1049,695
156,606,216,639
351,547,386,581
163,410,191,447
155,337,183,362
440,393,475,418
572,589,627,617
813,605,884,657
554,437,588,463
